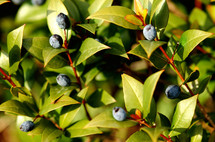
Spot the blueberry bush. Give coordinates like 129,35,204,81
0,0,215,141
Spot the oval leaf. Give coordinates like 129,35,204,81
183,70,200,84
75,38,110,66
47,0,72,41
126,131,152,142
87,6,139,30
122,74,144,112
7,25,25,74
85,110,137,128
77,23,97,34
169,95,198,137
174,30,213,61
139,40,166,58
66,120,102,138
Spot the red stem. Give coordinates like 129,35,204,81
0,67,16,87
63,30,82,90
196,45,215,60
158,45,215,129
160,134,173,142
82,99,92,120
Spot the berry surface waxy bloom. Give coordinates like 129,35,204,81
31,0,46,6
56,74,71,87
20,121,35,132
49,34,63,49
56,13,70,29
143,24,157,41
165,85,181,99
112,107,127,121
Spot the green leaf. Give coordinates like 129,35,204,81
75,38,110,66
66,120,102,138
41,123,63,142
72,0,89,19
142,70,163,119
10,86,32,97
23,37,49,61
189,8,213,30
174,30,213,61
150,0,169,39
197,76,211,94
47,0,72,41
183,70,200,84
106,36,129,59
126,131,152,142
19,94,38,114
157,113,171,128
128,44,167,69
39,96,79,115
61,0,80,22
82,67,100,85
77,24,97,34
87,6,139,30
0,100,35,117
85,110,137,128
89,0,113,15
50,85,76,102
87,89,116,107
28,119,50,136
122,74,144,112
7,25,25,74
0,50,9,72
125,15,143,26
15,2,48,24
169,95,198,137
43,47,67,67
60,104,87,129
141,127,166,142
139,40,166,58
190,125,203,142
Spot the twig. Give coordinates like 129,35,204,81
0,67,16,87
160,134,173,142
82,99,92,120
63,29,82,90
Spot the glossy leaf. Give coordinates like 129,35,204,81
128,44,167,69
142,70,163,118
82,67,100,85
28,119,50,136
174,30,213,61
169,95,198,137
122,74,144,112
183,70,200,84
87,6,139,30
75,38,110,66
39,96,79,115
66,120,102,138
85,110,137,128
139,40,166,58
43,47,67,67
62,0,80,22
190,125,203,142
50,85,76,102
41,123,63,142
87,89,116,107
7,25,25,74
15,2,48,23
10,86,32,97
60,104,87,129
106,36,129,59
77,23,97,34
150,0,169,39
197,76,211,94
0,100,35,117
47,0,72,41
141,127,166,142
126,131,152,142
0,50,9,72
124,14,143,26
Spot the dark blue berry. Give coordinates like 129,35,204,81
31,0,46,6
165,85,181,99
143,24,157,41
56,13,70,29
112,107,126,121
56,74,71,87
20,121,34,132
49,34,63,49
11,0,25,5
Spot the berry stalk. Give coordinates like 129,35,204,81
63,29,82,90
